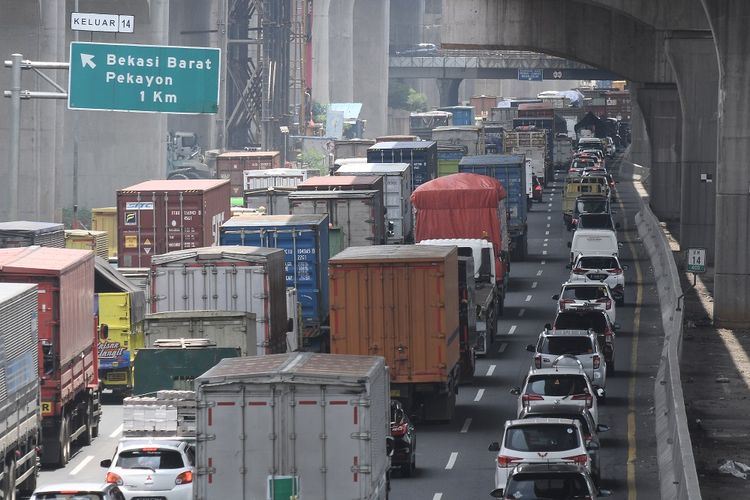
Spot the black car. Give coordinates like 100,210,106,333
390,400,416,476
491,463,611,499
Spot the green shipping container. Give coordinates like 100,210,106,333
438,159,460,177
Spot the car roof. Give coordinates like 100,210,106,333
117,438,189,451
33,482,114,493
506,417,580,428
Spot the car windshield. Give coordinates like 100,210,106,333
527,375,589,396
116,448,185,469
577,214,613,229
540,336,594,355
504,424,580,452
554,311,609,333
577,256,618,269
34,495,106,500
561,286,608,301
504,473,591,499
571,160,595,169
525,414,592,436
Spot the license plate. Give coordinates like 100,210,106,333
390,389,400,398
588,273,607,281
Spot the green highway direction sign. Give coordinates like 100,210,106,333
68,42,220,113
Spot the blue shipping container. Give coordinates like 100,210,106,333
367,141,438,188
438,106,475,126
220,214,330,325
458,155,528,231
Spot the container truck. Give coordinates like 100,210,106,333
215,150,281,200
504,130,550,187
333,163,414,243
459,154,529,260
489,107,518,130
367,141,438,188
91,207,118,259
0,283,41,496
330,245,460,421
116,179,231,268
143,311,257,354
438,106,475,126
333,139,375,160
220,215,329,350
242,167,318,191
64,230,108,259
244,186,296,215
149,246,288,355
554,134,575,169
0,247,101,467
431,126,486,156
194,353,391,500
0,221,64,248
408,110,452,140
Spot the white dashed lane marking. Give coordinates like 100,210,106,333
537,270,543,276
486,364,496,376
460,418,472,433
445,452,459,470
498,342,508,353
508,325,517,335
519,308,526,317
474,389,485,402
70,455,94,476
532,282,538,288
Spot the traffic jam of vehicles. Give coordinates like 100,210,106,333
0,94,632,499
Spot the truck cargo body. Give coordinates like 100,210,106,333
329,246,460,421
367,141,438,188
333,139,376,160
554,135,575,169
149,246,287,355
0,247,100,467
333,163,414,243
91,207,118,259
143,311,257,356
288,190,385,247
216,151,281,199
438,106,475,126
489,107,518,129
504,130,551,186
459,154,529,260
0,221,64,249
431,126,486,156
0,283,41,496
64,230,108,259
437,146,465,177
470,95,498,119
242,168,318,191
194,353,390,500
409,111,452,140
244,187,295,215
117,179,231,268
220,215,329,328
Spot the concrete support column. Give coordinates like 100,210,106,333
311,0,331,104
634,83,682,221
702,0,750,326
353,0,389,137
665,35,719,264
628,101,651,170
437,78,462,107
328,0,354,102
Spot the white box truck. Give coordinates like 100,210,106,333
194,353,391,500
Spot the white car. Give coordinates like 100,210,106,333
100,438,194,500
552,281,616,324
569,254,627,305
31,483,126,500
526,329,607,389
512,366,600,426
488,418,594,490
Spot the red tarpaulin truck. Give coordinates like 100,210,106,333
0,247,101,467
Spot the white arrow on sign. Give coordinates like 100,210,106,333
80,53,96,69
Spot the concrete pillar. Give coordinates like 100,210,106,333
628,101,651,171
311,0,331,104
389,0,425,48
353,0,389,137
701,0,750,326
634,83,682,221
328,0,354,102
665,35,719,264
437,78,462,106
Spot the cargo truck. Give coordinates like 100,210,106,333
554,134,575,170
431,126,486,156
0,283,41,497
143,311,257,356
64,230,108,259
367,141,438,188
244,186,296,215
437,145,466,177
333,139,376,160
0,221,64,248
242,167,318,191
215,150,281,201
330,245,460,421
459,154,529,260
91,207,118,259
194,353,391,500
504,130,550,187
0,247,101,467
149,246,288,355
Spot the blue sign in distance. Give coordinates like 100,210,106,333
517,68,544,81
68,42,221,113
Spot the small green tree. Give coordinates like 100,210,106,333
298,148,328,174
388,80,429,112
406,88,429,112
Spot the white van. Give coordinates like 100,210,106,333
568,229,619,264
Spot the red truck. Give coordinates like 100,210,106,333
0,246,101,467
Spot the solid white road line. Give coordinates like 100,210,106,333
110,424,123,439
508,325,518,335
460,418,473,433
486,364,496,376
532,282,538,288
474,389,485,402
537,269,543,276
445,452,459,470
518,308,526,317
70,455,94,476
433,494,444,500
498,342,508,353
525,295,532,302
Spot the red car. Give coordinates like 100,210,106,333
532,175,543,202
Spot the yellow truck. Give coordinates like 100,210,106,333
94,257,146,395
562,175,604,230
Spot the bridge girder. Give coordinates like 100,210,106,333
574,0,709,31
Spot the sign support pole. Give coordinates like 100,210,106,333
8,54,21,220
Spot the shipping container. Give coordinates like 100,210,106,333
333,139,375,160
409,111,452,140
489,107,518,129
220,214,329,326
149,246,287,355
288,190,385,248
116,179,231,268
437,145,465,177
91,207,118,259
243,187,296,215
431,126,486,156
194,353,390,500
470,95,498,119
242,168,319,191
333,163,413,243
143,311,257,356
0,221,64,248
216,151,281,198
375,134,418,143
517,102,555,119
438,106,475,126
64,230,108,259
367,141,438,188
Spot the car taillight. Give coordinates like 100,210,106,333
572,268,588,275
564,454,589,466
105,472,123,485
596,298,612,310
559,299,575,310
391,423,408,437
607,268,623,275
534,354,542,369
175,470,193,485
572,393,594,408
593,355,600,369
497,455,522,467
522,394,544,406
605,331,613,342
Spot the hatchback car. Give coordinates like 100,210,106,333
527,329,607,388
100,439,194,500
31,483,126,500
490,463,611,499
568,254,627,305
551,310,618,375
488,418,592,490
553,281,616,324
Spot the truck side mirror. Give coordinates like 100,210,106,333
99,324,109,340
490,488,505,498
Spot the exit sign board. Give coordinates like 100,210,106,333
68,42,220,114
686,247,706,274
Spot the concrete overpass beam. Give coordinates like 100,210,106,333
311,0,332,104
702,0,750,326
329,0,355,102
634,83,682,221
353,0,390,137
437,78,462,106
665,35,718,264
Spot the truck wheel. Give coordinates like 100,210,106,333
2,457,17,500
58,415,71,467
80,405,93,447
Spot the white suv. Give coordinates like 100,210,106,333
568,254,627,305
526,329,607,389
552,281,616,324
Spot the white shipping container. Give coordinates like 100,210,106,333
333,162,413,243
431,126,486,155
194,353,390,500
149,246,288,355
243,168,319,191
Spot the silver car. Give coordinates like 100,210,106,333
568,254,628,305
526,329,607,389
552,281,616,325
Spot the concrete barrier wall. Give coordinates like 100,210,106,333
634,184,702,500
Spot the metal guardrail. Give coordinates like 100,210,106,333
389,50,595,70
